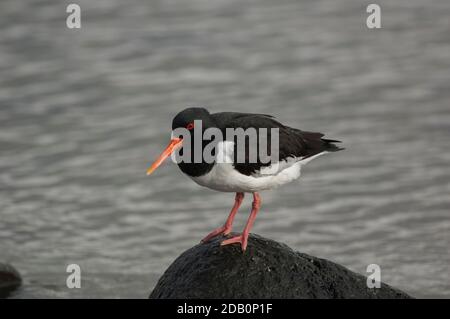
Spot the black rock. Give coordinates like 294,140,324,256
150,234,412,299
0,263,22,298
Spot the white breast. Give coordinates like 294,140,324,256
190,141,325,193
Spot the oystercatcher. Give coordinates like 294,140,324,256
147,107,343,252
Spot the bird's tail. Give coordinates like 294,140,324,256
321,138,344,152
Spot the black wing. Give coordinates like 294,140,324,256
211,112,342,176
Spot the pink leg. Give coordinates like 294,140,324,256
201,192,245,243
221,192,261,252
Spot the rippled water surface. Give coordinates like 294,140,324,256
1,0,449,298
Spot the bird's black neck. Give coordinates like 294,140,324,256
176,137,216,177
178,161,214,177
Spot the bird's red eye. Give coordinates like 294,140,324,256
186,122,195,130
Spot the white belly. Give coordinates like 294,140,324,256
190,141,324,193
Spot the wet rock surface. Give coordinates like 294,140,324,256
150,234,412,299
0,263,22,298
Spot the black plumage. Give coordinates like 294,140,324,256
173,108,343,177
212,112,343,176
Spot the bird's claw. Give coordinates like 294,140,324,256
220,234,248,252
201,225,231,243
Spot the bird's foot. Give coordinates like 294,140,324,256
201,225,232,243
220,233,248,252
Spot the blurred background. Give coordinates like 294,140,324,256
1,0,449,298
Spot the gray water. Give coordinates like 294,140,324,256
1,0,449,298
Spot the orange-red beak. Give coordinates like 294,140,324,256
146,137,183,175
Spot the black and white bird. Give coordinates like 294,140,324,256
147,107,343,252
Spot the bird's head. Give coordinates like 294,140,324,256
171,107,213,131
146,107,214,175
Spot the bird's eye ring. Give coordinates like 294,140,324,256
186,122,195,130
